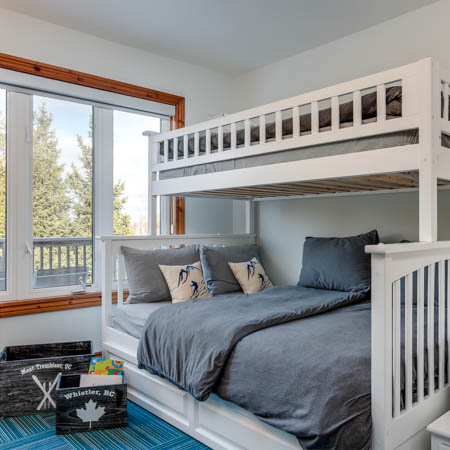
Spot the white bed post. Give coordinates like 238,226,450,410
245,200,255,234
159,120,171,235
419,58,440,242
101,237,113,341
370,251,394,450
145,131,158,235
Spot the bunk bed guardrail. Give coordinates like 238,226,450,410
99,234,450,450
148,59,431,173
367,241,450,450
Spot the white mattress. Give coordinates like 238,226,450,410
112,293,245,339
112,302,171,339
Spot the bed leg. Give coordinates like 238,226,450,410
371,253,393,450
418,57,440,242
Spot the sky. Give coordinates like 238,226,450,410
32,94,160,229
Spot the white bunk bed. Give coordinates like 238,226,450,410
100,58,450,450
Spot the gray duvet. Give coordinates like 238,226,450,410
137,286,371,449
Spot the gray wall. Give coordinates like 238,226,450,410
185,197,235,234
230,0,450,285
257,190,450,286
232,0,450,111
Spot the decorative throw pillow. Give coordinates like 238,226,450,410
159,261,211,303
298,229,379,293
228,257,273,294
200,244,261,295
121,245,200,304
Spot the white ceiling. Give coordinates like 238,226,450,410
0,0,438,75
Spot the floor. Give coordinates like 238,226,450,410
0,401,209,449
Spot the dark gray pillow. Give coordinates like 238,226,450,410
122,245,200,304
201,244,261,295
298,230,379,293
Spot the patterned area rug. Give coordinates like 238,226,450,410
0,401,209,449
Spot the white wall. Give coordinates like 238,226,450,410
230,0,450,284
185,198,235,234
258,190,450,285
0,8,236,351
0,8,234,126
231,0,450,111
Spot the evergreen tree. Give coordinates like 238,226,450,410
66,133,93,237
66,121,132,237
0,103,133,241
113,179,132,235
32,102,71,237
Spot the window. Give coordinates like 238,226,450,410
0,89,6,291
113,110,160,235
0,53,184,309
32,96,93,288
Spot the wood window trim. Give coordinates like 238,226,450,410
0,52,185,128
170,197,185,235
0,291,128,318
0,52,185,317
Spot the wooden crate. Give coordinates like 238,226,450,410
55,374,127,434
0,341,93,417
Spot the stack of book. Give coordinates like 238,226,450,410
79,358,124,387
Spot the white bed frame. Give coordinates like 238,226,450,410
100,57,450,450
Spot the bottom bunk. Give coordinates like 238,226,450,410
103,327,301,450
100,234,450,450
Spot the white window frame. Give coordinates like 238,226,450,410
0,81,168,302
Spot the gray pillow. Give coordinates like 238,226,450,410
122,245,200,304
200,244,261,295
298,230,379,293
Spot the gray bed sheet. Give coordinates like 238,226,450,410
160,129,419,180
137,286,370,449
112,302,171,339
136,285,443,449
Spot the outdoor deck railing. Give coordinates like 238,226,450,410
0,237,92,289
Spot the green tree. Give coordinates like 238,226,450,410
0,102,132,241
113,179,132,235
66,133,93,237
66,121,132,237
32,102,71,237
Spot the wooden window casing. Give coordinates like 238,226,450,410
0,52,185,316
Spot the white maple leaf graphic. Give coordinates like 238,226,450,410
76,399,105,429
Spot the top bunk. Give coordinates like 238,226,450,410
145,58,450,200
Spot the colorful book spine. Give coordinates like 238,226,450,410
88,358,124,375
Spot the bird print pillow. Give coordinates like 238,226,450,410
159,261,211,303
228,257,273,294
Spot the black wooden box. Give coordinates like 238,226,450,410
55,374,127,434
0,341,93,418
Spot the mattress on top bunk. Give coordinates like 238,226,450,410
160,129,419,180
112,302,171,339
161,85,403,161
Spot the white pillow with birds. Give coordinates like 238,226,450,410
228,257,273,294
159,261,211,303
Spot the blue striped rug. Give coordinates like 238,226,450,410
0,401,209,449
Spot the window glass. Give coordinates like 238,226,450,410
32,96,93,288
113,110,160,235
0,89,6,291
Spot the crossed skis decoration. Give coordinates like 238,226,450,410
32,372,62,410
